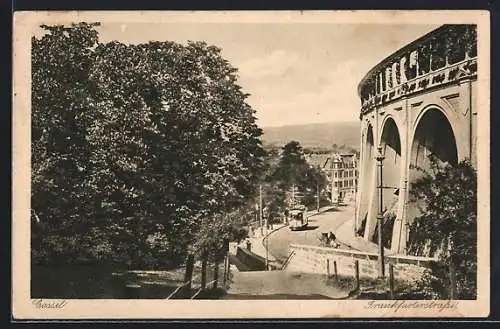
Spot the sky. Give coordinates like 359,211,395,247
94,22,439,127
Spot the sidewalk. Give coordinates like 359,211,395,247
244,224,284,265
332,216,391,254
241,206,336,263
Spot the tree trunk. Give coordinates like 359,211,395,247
183,254,195,297
201,252,208,289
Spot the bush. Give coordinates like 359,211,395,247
407,156,477,299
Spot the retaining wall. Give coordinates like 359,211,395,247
235,247,267,271
285,244,437,282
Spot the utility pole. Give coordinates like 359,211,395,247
376,146,386,278
265,236,269,271
291,183,295,206
331,169,335,204
316,181,320,212
259,184,263,235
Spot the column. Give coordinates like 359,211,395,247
391,98,409,254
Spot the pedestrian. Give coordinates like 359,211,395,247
328,231,339,248
245,238,252,252
320,232,329,246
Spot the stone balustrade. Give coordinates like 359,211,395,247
358,24,477,115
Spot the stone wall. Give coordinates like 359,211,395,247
235,246,267,271
285,244,436,282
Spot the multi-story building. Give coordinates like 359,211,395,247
323,154,358,204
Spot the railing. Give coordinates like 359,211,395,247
358,24,477,110
167,278,221,300
166,281,191,299
360,57,477,114
281,250,296,270
190,279,217,299
289,243,438,265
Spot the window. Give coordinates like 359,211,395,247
392,62,400,86
400,56,408,83
418,43,431,75
406,51,418,80
447,25,466,64
386,67,392,89
431,37,446,70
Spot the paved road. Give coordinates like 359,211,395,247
224,271,347,299
266,205,355,263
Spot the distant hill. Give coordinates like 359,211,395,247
261,121,361,151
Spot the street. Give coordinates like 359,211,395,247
223,205,356,300
266,205,355,263
225,271,346,299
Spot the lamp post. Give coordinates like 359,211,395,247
316,180,320,212
259,184,263,236
375,146,386,278
265,235,269,271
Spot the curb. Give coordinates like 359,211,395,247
331,218,392,254
305,206,336,220
260,206,334,263
260,224,288,264
331,219,359,251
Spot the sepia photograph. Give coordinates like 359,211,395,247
12,10,490,319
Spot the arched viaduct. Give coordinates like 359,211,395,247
355,25,478,255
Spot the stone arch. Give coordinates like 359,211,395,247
410,105,459,173
357,123,375,236
375,116,402,249
407,106,459,233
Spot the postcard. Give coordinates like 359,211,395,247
12,10,490,319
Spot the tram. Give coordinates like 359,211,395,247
288,206,308,231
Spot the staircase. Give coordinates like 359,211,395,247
225,270,346,299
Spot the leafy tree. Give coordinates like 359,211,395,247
31,23,265,268
269,141,310,189
31,23,103,264
266,141,328,212
408,156,477,299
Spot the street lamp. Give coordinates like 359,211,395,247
316,180,320,212
375,145,386,278
265,235,269,271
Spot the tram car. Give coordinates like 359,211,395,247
288,207,308,231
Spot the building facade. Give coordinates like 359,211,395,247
323,154,358,204
355,25,478,255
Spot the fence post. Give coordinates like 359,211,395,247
389,263,395,300
226,253,231,282
183,254,195,297
354,260,360,292
223,254,229,284
201,252,208,289
449,261,457,300
334,260,338,282
326,259,330,277
213,261,219,290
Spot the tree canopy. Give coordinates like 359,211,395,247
261,141,328,218
408,157,477,299
31,23,265,267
